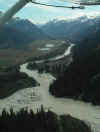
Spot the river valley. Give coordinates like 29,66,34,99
0,44,100,131
0,63,99,131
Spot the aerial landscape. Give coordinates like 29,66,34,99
0,0,100,131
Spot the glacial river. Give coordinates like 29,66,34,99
0,44,100,131
0,63,100,131
36,44,74,64
50,44,74,61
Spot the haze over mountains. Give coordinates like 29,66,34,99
0,10,100,50
41,15,100,44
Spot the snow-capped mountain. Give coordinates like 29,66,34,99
41,15,100,44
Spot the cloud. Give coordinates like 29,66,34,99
25,2,72,13
1,0,100,25
0,0,17,4
86,11,100,18
55,10,100,21
0,0,18,9
29,18,47,24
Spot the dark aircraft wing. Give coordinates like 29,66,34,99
58,0,100,5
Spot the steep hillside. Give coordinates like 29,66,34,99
49,31,100,105
0,13,49,49
7,18,49,41
0,65,38,98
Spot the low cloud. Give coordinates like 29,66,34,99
55,10,100,21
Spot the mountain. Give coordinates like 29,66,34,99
0,12,48,49
41,15,100,44
7,17,48,41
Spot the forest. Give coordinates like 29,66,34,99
49,36,100,105
0,106,91,132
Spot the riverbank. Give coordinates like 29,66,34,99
21,63,100,131
27,44,74,77
0,63,99,131
0,65,38,99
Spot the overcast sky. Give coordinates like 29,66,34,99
0,0,100,24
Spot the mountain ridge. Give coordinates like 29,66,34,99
0,12,49,49
40,15,100,44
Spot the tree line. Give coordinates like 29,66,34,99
0,106,91,132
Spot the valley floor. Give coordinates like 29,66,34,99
0,63,100,131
